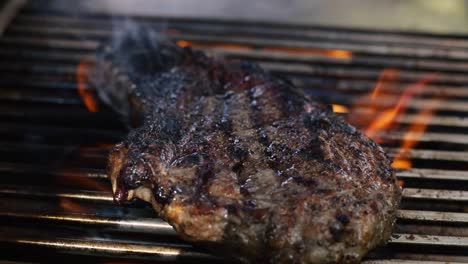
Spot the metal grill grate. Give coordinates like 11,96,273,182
0,2,467,263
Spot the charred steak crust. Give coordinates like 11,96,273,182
92,29,401,264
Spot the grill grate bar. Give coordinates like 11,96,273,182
0,161,107,179
397,210,468,223
402,188,468,201
390,234,468,247
0,186,112,201
348,112,468,129
0,36,98,50
385,149,468,162
169,33,468,61
206,48,468,74
0,211,177,235
0,236,216,262
369,131,468,145
396,168,468,181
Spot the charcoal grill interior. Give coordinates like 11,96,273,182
1,1,468,263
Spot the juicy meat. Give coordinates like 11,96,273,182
91,29,401,264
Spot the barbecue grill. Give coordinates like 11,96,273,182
1,1,467,263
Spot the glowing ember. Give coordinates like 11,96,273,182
397,179,405,187
327,49,352,59
177,40,250,50
176,40,353,59
76,58,99,112
263,47,352,59
332,104,349,113
95,143,115,150
176,40,190,47
393,159,412,169
59,198,88,213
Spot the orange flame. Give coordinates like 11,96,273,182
332,104,349,113
364,72,437,141
55,167,110,212
263,46,352,59
392,98,441,169
176,40,352,59
76,58,99,112
347,69,439,170
371,68,400,99
177,40,251,51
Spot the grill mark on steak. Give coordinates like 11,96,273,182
248,84,285,177
229,91,273,198
91,30,401,264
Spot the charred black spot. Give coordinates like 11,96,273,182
377,193,385,200
336,214,350,225
258,129,270,146
349,145,364,159
179,153,201,166
161,115,182,140
153,185,177,206
318,118,332,130
292,176,317,187
245,199,257,208
232,162,244,174
217,117,233,134
329,221,345,241
378,166,394,180
334,119,356,134
228,145,249,160
316,188,333,195
195,158,215,197
120,160,151,189
240,60,263,73
297,142,322,160
302,114,324,131
226,204,241,214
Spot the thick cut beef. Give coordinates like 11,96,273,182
91,29,401,264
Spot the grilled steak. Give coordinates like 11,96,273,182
91,29,401,264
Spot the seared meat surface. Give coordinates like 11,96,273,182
91,29,401,264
